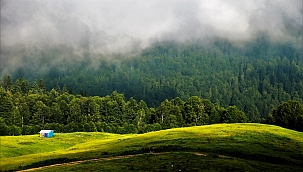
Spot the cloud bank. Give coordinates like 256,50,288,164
1,0,302,75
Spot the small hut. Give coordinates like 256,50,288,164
39,130,54,138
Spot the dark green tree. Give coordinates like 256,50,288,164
2,75,12,91
0,117,9,135
221,106,248,123
0,87,15,126
269,100,303,131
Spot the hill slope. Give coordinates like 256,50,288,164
1,123,303,171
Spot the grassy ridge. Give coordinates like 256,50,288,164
1,124,303,171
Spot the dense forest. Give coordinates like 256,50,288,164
4,35,303,122
0,79,248,135
1,76,302,136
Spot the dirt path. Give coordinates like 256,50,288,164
17,152,168,172
17,152,233,171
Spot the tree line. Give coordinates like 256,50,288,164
0,77,248,136
1,77,302,136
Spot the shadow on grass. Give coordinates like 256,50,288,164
11,144,303,172
14,158,74,172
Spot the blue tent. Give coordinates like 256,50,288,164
39,130,54,138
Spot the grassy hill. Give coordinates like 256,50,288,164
1,123,303,171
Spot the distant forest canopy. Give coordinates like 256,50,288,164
1,35,303,123
1,79,302,136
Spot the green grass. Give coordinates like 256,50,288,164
1,123,303,171
36,152,302,172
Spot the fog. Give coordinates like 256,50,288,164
1,0,302,76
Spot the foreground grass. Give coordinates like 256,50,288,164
36,152,301,172
1,123,303,171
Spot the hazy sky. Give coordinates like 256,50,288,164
0,0,302,75
1,0,302,51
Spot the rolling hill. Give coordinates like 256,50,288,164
1,123,303,171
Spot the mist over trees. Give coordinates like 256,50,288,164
3,35,302,122
1,0,302,75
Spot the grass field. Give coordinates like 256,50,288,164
1,123,303,171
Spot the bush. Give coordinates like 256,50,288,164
8,125,22,136
84,122,97,132
21,125,34,135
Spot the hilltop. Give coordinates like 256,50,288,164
1,123,303,171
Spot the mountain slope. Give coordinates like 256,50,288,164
6,38,302,121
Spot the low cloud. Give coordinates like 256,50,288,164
1,0,302,76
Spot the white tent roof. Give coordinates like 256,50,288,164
39,130,54,133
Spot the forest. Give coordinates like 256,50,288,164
3,35,303,122
0,74,302,136
0,78,247,136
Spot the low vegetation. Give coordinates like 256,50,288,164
1,123,302,171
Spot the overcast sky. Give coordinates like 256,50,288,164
1,0,302,52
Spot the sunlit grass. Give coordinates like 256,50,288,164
1,132,119,158
1,123,302,171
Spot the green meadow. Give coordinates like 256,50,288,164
1,123,303,171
